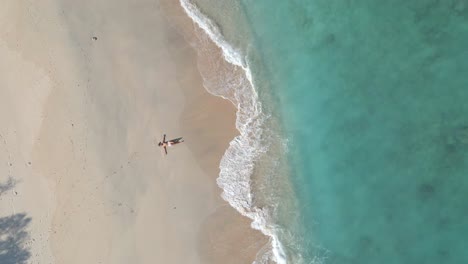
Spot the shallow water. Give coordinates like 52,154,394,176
237,0,468,263
182,0,468,262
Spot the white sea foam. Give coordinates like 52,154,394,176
179,0,288,263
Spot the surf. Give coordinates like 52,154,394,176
179,0,290,263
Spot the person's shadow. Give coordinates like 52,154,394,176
0,178,32,264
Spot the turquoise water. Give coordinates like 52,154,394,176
238,1,468,263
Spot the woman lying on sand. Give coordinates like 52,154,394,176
158,134,184,155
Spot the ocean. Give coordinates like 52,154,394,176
181,0,468,263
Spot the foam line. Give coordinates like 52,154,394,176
179,0,288,263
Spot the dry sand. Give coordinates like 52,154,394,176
0,0,267,263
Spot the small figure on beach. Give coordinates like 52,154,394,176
158,134,184,155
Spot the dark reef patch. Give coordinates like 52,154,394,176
418,183,436,199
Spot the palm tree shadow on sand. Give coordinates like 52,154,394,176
0,213,32,264
0,178,32,264
0,177,17,196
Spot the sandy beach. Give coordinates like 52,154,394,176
0,0,266,263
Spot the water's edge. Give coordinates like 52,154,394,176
178,1,289,263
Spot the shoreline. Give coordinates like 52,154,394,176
172,1,294,263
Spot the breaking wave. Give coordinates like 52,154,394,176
179,0,288,263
